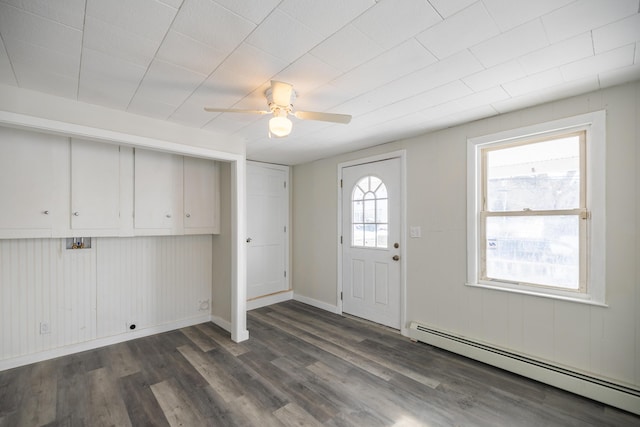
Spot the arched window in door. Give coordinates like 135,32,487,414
351,175,388,248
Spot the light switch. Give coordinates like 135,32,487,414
410,226,421,238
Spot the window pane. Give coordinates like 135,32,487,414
363,224,376,247
353,186,364,200
485,215,579,289
376,199,388,223
364,200,375,223
376,224,388,248
352,200,363,223
352,224,364,246
370,176,382,192
376,183,387,198
486,136,580,212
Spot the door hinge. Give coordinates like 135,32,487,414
284,271,287,278
284,225,287,232
340,235,343,244
340,291,343,301
284,181,287,189
340,179,343,188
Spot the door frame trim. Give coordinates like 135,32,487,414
337,150,407,335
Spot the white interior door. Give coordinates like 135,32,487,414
246,162,289,300
342,158,401,329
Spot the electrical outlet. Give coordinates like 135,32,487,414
39,321,51,335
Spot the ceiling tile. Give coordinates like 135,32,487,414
427,0,476,18
157,0,183,8
273,54,342,99
560,44,635,81
212,43,289,90
298,82,357,112
3,37,80,78
172,0,255,51
416,2,500,60
598,63,640,88
502,68,564,97
352,0,442,49
127,94,178,119
592,13,640,54
0,3,82,55
11,61,78,98
279,0,374,36
212,0,279,24
462,60,527,92
470,19,549,68
518,32,594,75
78,48,147,108
83,16,159,67
0,37,17,86
329,39,437,99
156,30,227,75
310,24,383,72
482,0,574,32
86,0,177,42
133,59,207,106
245,9,324,63
1,0,86,29
542,0,639,43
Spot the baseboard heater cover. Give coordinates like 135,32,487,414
408,321,640,416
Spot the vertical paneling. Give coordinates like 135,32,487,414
0,239,95,361
96,235,212,338
1,235,212,363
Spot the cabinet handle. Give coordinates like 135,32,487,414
166,214,172,218
185,213,191,218
73,212,79,216
43,210,49,215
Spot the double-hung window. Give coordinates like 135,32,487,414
467,112,606,305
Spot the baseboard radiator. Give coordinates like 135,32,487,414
408,321,640,416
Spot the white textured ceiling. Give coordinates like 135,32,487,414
0,0,639,165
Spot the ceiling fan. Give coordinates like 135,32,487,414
204,80,352,138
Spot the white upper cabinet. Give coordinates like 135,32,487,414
0,126,69,238
183,156,219,234
70,139,122,232
134,148,184,234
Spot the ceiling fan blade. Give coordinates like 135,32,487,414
270,81,294,106
204,107,270,115
293,110,352,124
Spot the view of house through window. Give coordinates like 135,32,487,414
481,132,586,291
352,175,388,248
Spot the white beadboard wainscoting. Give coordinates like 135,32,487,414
0,235,214,369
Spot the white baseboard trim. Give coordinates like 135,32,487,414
0,314,211,372
210,315,231,333
293,293,340,314
247,290,293,310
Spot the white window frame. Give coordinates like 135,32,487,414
466,111,606,306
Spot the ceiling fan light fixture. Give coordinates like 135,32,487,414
269,115,292,138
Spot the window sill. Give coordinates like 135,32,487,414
465,282,608,307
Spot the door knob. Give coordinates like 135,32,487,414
246,237,252,243
73,212,79,216
392,255,400,261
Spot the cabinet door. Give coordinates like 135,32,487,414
134,149,183,233
183,156,219,234
0,126,68,237
71,139,121,230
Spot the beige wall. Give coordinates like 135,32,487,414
212,161,232,325
292,80,640,388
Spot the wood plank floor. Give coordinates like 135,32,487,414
1,300,638,426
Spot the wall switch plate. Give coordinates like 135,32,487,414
410,226,422,238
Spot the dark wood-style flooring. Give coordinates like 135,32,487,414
0,300,638,426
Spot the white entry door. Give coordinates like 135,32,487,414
246,162,289,300
342,157,402,329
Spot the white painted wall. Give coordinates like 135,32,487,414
0,235,212,365
292,80,640,389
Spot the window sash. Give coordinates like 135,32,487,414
478,131,588,293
